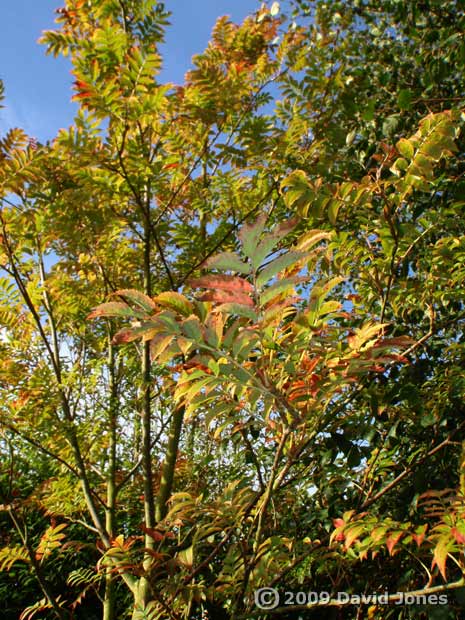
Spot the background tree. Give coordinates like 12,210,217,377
0,1,464,619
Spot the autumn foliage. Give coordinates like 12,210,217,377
1,1,465,619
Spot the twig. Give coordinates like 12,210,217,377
361,430,463,510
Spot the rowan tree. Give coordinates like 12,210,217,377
0,1,464,619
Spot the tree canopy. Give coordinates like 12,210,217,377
0,1,465,619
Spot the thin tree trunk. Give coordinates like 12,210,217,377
135,203,156,610
156,406,185,521
103,340,118,620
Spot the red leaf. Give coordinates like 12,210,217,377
87,302,137,320
112,328,140,344
74,79,90,91
330,518,346,543
73,92,92,100
377,336,415,348
386,531,403,555
112,322,161,345
300,355,321,374
198,290,254,307
412,525,428,547
451,527,465,544
189,274,253,294
140,525,166,542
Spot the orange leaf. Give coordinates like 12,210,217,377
386,531,403,555
111,328,141,344
412,525,428,547
112,535,125,548
189,274,253,294
432,538,452,580
300,355,321,374
198,290,254,307
140,525,166,542
344,524,365,549
451,527,465,544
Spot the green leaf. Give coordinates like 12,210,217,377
348,322,387,351
280,170,314,212
238,214,267,261
361,100,376,122
177,545,194,568
204,252,250,274
396,138,414,160
232,328,259,359
150,334,176,361
421,139,444,160
383,115,399,136
208,358,220,375
260,276,306,305
153,292,194,317
251,217,300,269
318,300,341,316
204,401,234,427
0,545,30,571
256,251,307,288
181,316,204,342
270,1,280,16
328,199,341,225
346,130,356,146
296,230,332,251
391,157,408,174
214,303,258,321
432,537,455,580
113,289,157,313
397,89,412,111
87,302,143,320
344,525,365,549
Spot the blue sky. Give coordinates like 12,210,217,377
0,0,260,143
